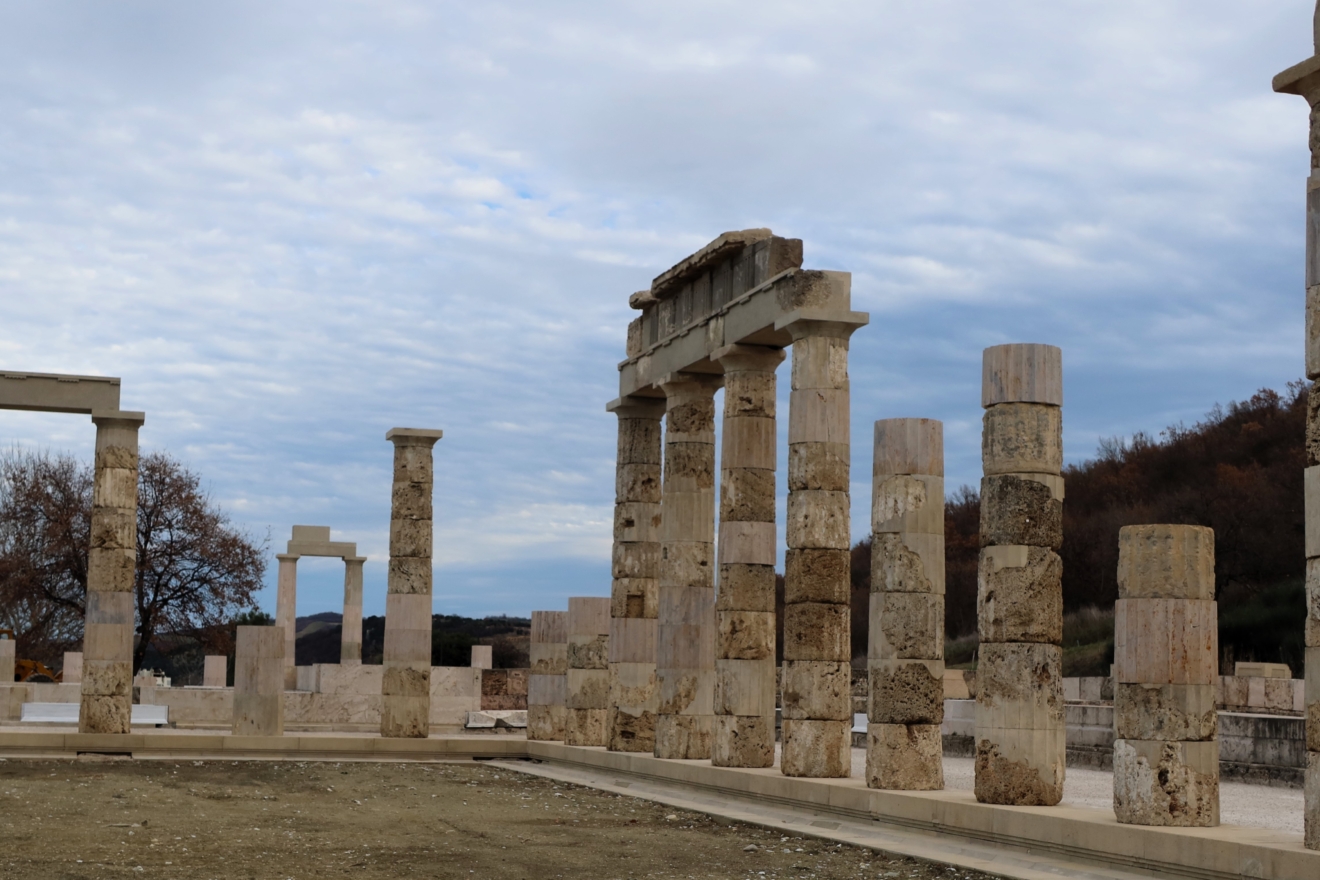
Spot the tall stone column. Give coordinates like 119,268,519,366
654,373,722,760
606,396,665,753
711,345,783,768
81,409,144,734
974,343,1065,805
565,596,611,746
340,556,366,664
381,427,443,738
1275,32,1320,849
233,625,284,736
1112,525,1219,827
868,418,944,790
528,610,569,741
274,553,299,689
781,319,861,778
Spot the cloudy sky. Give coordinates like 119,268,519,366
0,1,1312,619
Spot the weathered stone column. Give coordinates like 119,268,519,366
529,610,569,741
0,639,14,684
781,318,862,778
974,343,1065,805
655,373,722,760
381,427,443,738
203,655,227,688
868,418,944,790
606,396,665,753
1112,525,1219,826
340,556,366,664
274,553,299,689
565,596,610,746
711,345,783,768
233,625,284,736
81,409,144,734
63,652,83,684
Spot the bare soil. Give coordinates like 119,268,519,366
0,757,992,880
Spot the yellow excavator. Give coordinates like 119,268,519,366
0,629,62,683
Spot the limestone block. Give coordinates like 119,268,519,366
1310,648,1320,752
202,655,226,688
382,693,430,737
721,417,775,470
657,667,712,715
981,403,1062,476
780,660,851,720
787,389,850,446
609,618,656,663
868,659,944,724
530,643,568,676
89,508,135,550
79,694,130,735
873,418,943,477
977,546,1063,644
718,468,775,522
390,481,432,520
1307,752,1320,850
1259,676,1294,712
788,332,849,389
1309,616,1320,649
609,661,657,707
527,704,566,741
83,623,132,663
1114,683,1217,741
1113,739,1219,827
974,725,1065,805
528,673,566,706
607,705,656,752
391,445,437,484
1237,661,1293,678
383,662,431,697
94,444,138,472
388,518,432,559
1310,289,1320,382
721,369,778,418
1309,557,1320,621
654,713,711,759
616,462,661,504
975,643,1063,730
656,622,714,669
617,417,662,465
870,533,944,595
614,502,662,543
718,521,775,566
384,627,431,664
872,474,944,536
92,467,138,510
664,443,715,486
568,634,609,671
781,719,851,778
611,576,659,619
784,548,851,604
787,442,849,492
979,475,1063,550
1310,466,1320,557
659,540,716,587
569,596,611,637
716,611,774,660
87,547,136,592
387,557,431,594
665,392,717,439
81,658,131,696
868,592,943,661
531,610,568,645
0,640,15,684
660,585,714,627
711,714,774,768
1113,598,1218,685
385,591,432,630
786,490,850,549
713,658,776,716
783,602,850,662
981,343,1062,407
566,669,610,709
715,564,775,613
866,723,943,790
1117,525,1215,600
233,694,284,737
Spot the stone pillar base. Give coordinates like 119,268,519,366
781,719,850,778
79,694,130,735
1114,739,1219,827
233,695,283,736
974,726,1065,806
866,723,943,790
528,705,566,741
655,714,711,760
711,715,774,768
381,694,430,738
607,707,656,752
565,708,608,746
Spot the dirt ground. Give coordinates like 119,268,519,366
0,757,993,880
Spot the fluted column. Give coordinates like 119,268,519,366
340,556,366,664
607,396,665,752
80,409,144,734
974,343,1065,805
868,418,945,790
381,427,443,738
654,373,722,759
274,553,299,689
781,318,861,778
711,345,784,768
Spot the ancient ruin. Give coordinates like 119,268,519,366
275,525,365,689
528,610,568,741
233,624,284,736
565,596,610,746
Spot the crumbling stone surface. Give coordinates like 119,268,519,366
982,402,1063,476
780,660,851,721
974,735,1064,806
781,719,850,777
866,723,943,790
527,704,565,741
870,533,937,594
1308,378,1320,466
1115,683,1216,742
868,660,943,724
655,713,711,759
978,475,1062,549
564,707,608,747
977,546,1062,643
711,714,774,768
1113,739,1219,827
784,548,851,603
606,707,655,752
568,635,609,670
1117,524,1215,601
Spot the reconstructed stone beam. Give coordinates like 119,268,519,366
868,418,944,791
0,371,120,414
381,427,442,738
974,343,1065,806
566,597,611,746
712,344,784,769
607,396,665,753
529,610,569,741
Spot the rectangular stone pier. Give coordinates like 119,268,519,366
529,610,568,741
233,626,284,736
565,597,610,746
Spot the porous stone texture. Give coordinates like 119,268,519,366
978,475,1062,550
566,597,611,747
0,640,15,685
974,726,1065,806
712,345,783,768
868,659,943,724
380,428,442,738
977,546,1062,644
81,411,143,734
233,625,284,736
981,403,1062,475
655,374,721,760
1117,525,1215,600
528,610,568,742
781,718,851,777
608,397,665,753
1114,683,1216,741
527,704,565,741
1308,751,1320,850
866,723,942,790
1113,739,1220,827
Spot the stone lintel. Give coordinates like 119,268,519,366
286,541,358,558
1274,54,1320,99
0,371,122,414
649,228,776,300
386,427,444,445
606,395,667,417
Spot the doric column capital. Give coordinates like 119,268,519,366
606,395,666,420
386,427,443,447
712,344,785,373
91,409,146,428
275,553,300,562
343,555,367,565
775,308,869,343
1275,54,1320,105
656,371,723,400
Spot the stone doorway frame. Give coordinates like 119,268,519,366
274,525,365,689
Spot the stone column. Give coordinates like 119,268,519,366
233,625,284,736
565,596,610,746
655,373,722,760
868,418,944,790
529,610,569,741
63,652,83,684
974,343,1065,805
381,427,443,738
340,556,366,664
203,655,227,688
274,553,299,689
711,345,784,768
0,639,14,683
781,319,861,778
1112,525,1219,826
607,396,665,753
81,409,144,735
